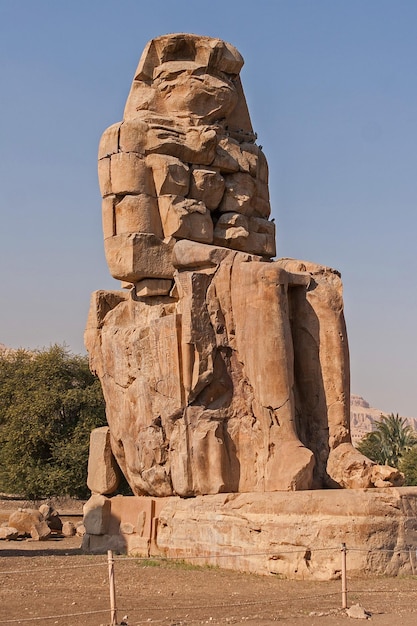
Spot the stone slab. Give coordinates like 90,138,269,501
87,426,121,495
83,488,417,580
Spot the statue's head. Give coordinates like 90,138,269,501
99,34,274,288
124,34,253,130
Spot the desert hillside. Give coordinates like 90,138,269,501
350,394,417,444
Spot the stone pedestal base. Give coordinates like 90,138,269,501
83,488,417,580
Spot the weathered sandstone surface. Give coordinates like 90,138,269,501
86,33,401,498
82,489,417,579
82,33,410,580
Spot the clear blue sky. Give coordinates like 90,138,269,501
0,0,416,417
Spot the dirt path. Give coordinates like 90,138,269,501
1,535,417,626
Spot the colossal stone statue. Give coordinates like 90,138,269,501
86,34,402,497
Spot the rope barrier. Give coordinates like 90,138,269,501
114,546,337,562
348,547,416,553
0,543,416,576
2,543,417,625
0,561,107,576
0,591,345,625
0,609,110,624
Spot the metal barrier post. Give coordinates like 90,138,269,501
108,550,117,626
341,543,347,609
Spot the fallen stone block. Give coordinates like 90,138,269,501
39,504,63,532
8,509,43,535
0,527,19,540
30,521,52,541
62,521,76,537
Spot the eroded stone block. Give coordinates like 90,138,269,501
135,278,173,297
83,495,111,535
102,196,116,239
158,196,213,243
0,527,19,540
146,154,190,196
114,194,163,237
8,509,42,535
189,167,225,210
110,152,154,196
98,122,121,159
98,157,111,197
119,118,148,154
87,426,121,495
30,521,51,541
219,172,257,216
104,233,175,282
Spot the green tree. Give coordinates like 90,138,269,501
357,413,417,468
0,345,107,498
399,447,417,486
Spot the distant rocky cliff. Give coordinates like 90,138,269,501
350,395,417,444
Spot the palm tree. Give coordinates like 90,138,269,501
357,413,417,467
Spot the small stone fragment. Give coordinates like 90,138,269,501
120,522,135,535
76,522,86,537
62,521,76,537
38,504,53,519
346,604,371,619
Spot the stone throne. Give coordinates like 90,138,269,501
85,33,402,499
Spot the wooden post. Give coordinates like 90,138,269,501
341,543,347,609
108,549,117,626
409,548,415,575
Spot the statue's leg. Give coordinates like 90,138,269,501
277,258,403,489
283,263,350,487
231,261,315,491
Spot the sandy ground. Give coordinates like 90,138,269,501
1,500,417,625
